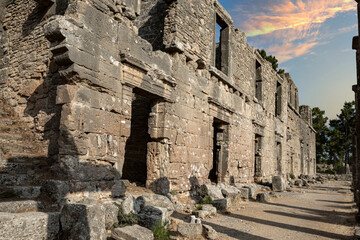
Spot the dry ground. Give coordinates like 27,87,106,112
203,181,356,240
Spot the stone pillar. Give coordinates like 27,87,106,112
352,0,360,221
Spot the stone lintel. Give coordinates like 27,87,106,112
120,53,149,73
209,66,242,95
208,97,234,114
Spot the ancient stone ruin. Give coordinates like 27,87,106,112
353,0,360,222
0,0,316,238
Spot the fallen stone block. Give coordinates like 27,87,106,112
211,198,231,211
111,180,127,198
220,185,240,199
238,188,249,200
272,176,286,192
138,206,170,230
136,194,174,213
190,215,201,224
122,194,140,215
199,184,224,200
60,203,106,240
194,210,209,219
244,184,261,199
256,192,270,202
102,202,119,230
0,212,60,240
112,225,154,240
201,204,217,215
294,179,304,186
177,222,202,238
203,224,218,240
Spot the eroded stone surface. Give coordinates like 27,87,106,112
112,225,154,240
0,212,60,240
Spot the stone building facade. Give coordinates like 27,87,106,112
0,0,316,203
352,0,360,220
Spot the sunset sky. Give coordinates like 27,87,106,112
218,0,358,119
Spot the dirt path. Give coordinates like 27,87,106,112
203,181,356,240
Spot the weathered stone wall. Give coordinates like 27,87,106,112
0,0,60,164
163,0,215,62
0,0,316,203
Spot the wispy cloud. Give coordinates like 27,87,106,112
231,0,357,62
267,41,319,62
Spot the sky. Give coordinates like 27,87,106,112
218,0,358,120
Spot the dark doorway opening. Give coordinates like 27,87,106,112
209,119,229,183
122,89,153,185
254,134,262,178
276,142,282,174
300,143,304,174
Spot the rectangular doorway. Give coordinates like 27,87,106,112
209,119,229,183
122,90,153,186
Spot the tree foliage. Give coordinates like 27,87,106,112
328,101,355,164
312,107,329,163
257,49,285,74
312,101,355,165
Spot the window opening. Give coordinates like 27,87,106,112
215,14,229,75
275,81,282,117
255,60,263,101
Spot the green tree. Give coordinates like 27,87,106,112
312,107,329,163
257,49,285,74
328,101,355,165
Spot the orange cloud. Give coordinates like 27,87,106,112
232,0,357,63
241,0,356,37
267,41,319,62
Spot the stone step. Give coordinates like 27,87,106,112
0,162,49,175
0,186,41,199
0,200,43,213
0,173,35,186
0,211,60,239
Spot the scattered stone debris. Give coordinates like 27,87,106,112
272,176,286,192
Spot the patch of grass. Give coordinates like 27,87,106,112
289,173,295,180
113,203,138,228
325,169,336,175
152,221,170,240
170,190,178,196
195,205,203,211
200,195,212,205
